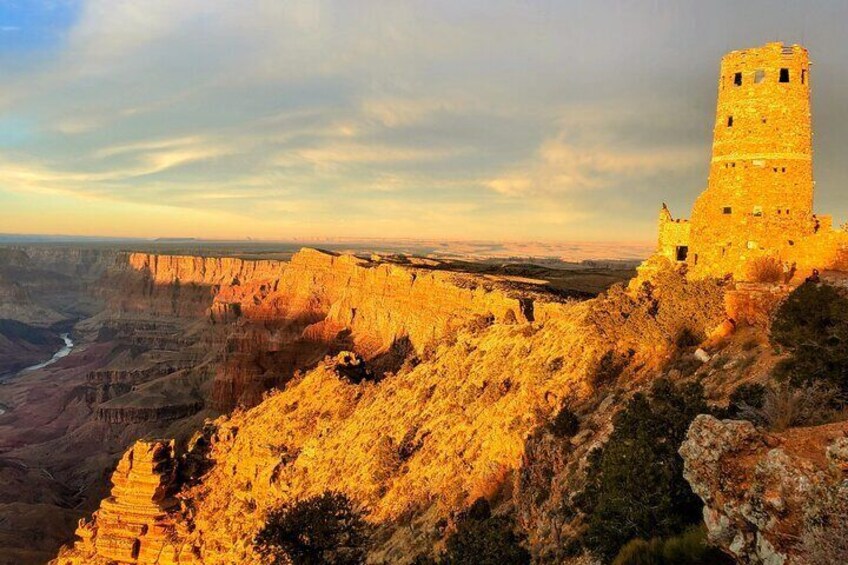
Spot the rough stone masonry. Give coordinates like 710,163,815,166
653,42,847,281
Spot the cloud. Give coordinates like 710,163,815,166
486,131,702,197
2,0,847,241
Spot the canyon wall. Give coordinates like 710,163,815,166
110,248,541,411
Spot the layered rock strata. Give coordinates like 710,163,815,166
56,440,189,565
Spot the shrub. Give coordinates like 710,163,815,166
612,526,732,565
746,256,784,283
736,384,843,432
771,282,848,394
581,379,709,561
549,406,580,438
254,492,368,565
591,350,631,388
441,512,530,565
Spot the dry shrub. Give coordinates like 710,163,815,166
801,486,848,565
736,384,844,432
746,256,784,283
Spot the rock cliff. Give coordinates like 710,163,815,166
111,248,541,410
56,440,189,565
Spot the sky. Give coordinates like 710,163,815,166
0,0,847,242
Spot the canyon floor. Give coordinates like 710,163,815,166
0,242,637,565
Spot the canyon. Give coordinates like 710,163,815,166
0,243,631,564
1,242,845,564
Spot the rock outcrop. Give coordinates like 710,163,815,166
56,440,189,565
680,415,848,564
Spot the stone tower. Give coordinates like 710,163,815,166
686,42,816,277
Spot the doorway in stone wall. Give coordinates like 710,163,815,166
675,246,689,261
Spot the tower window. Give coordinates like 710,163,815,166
723,206,732,215
734,72,742,86
802,69,807,84
675,246,689,262
753,206,763,217
755,69,765,83
727,116,734,127
780,68,790,83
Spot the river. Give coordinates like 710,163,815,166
20,333,75,373
0,333,74,416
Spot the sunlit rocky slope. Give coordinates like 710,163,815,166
51,249,736,564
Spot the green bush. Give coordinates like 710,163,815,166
441,513,530,565
612,526,732,565
771,282,848,395
254,491,368,564
581,379,709,561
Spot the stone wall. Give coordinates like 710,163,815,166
689,42,815,279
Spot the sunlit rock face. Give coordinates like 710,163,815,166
681,415,848,564
114,248,539,410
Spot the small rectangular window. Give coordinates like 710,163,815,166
801,69,807,84
723,206,732,215
755,69,765,83
753,206,763,217
780,68,790,83
675,246,689,262
727,116,733,127
734,72,742,86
